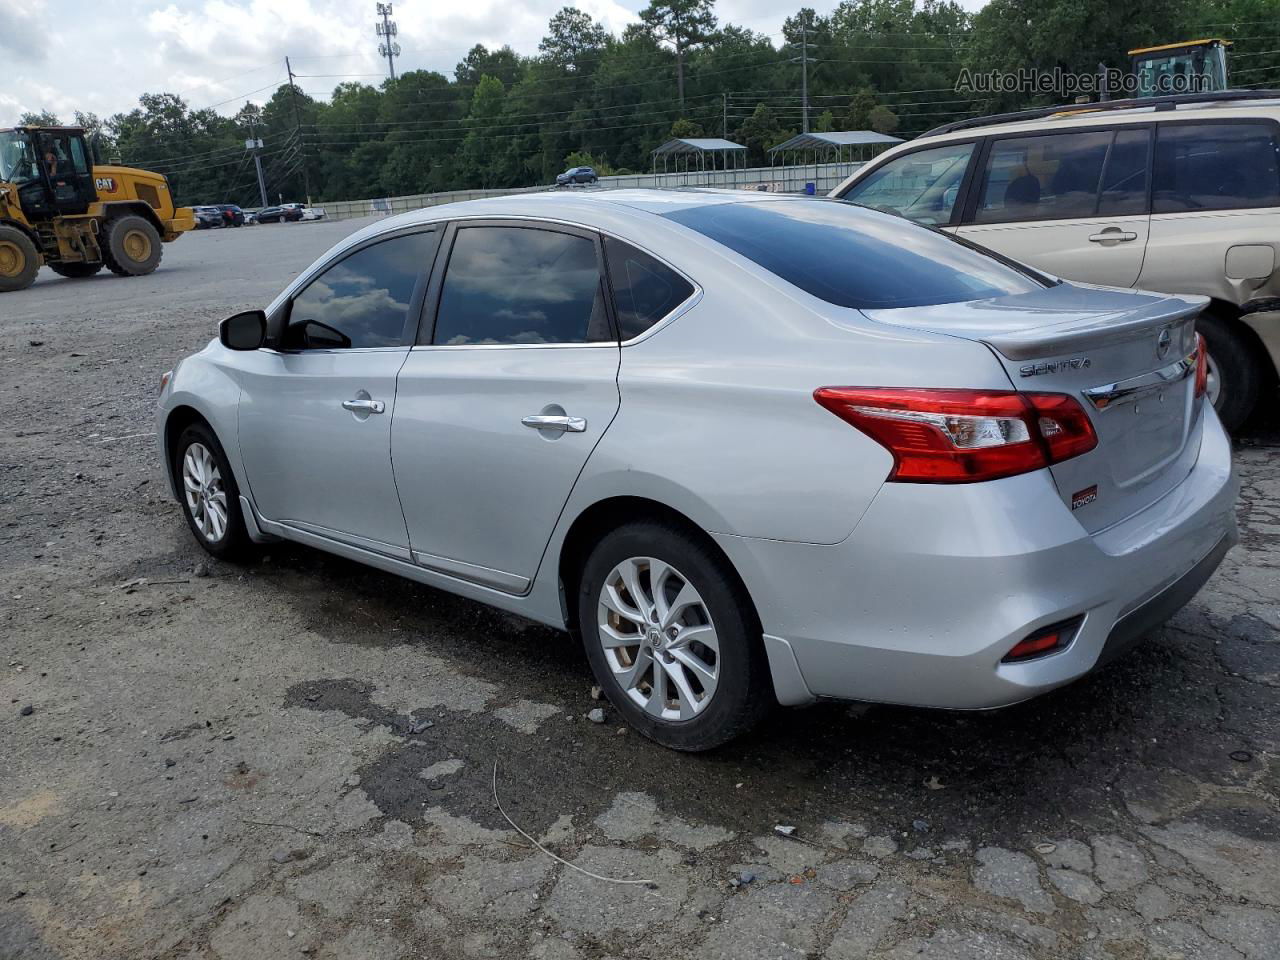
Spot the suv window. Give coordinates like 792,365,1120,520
1152,122,1280,213
975,130,1112,223
1098,128,1151,217
287,231,435,349
662,199,1045,310
603,236,694,340
432,226,611,345
842,141,973,225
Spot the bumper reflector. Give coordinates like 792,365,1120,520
1002,616,1084,663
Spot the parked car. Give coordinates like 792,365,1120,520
255,205,303,224
243,211,259,225
299,206,326,221
157,191,1237,750
217,204,245,227
556,166,599,186
192,206,223,229
831,90,1280,430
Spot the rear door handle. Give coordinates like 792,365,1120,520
1088,229,1138,243
521,415,587,433
342,398,385,414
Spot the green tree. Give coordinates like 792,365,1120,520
540,8,609,69
670,117,706,138
18,110,61,126
639,0,719,105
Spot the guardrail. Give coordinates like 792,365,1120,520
312,161,865,222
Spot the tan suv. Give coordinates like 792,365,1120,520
831,91,1280,429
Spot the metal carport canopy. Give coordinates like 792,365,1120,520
767,131,904,153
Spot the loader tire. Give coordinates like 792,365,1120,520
0,224,40,292
101,215,162,277
49,261,105,279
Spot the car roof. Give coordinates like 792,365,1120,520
910,93,1280,145
324,189,857,267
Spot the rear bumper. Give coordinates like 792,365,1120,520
716,407,1238,709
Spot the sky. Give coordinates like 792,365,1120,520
2,0,986,128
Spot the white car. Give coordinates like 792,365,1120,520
832,90,1280,429
299,206,326,221
156,191,1236,749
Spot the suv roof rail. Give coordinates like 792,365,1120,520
921,88,1280,138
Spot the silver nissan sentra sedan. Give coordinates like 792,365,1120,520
156,190,1238,750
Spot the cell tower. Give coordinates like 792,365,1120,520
375,3,400,81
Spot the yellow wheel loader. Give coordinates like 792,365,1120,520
0,125,195,292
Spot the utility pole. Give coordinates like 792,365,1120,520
375,3,400,81
801,23,810,134
722,92,728,138
787,22,812,133
285,56,312,203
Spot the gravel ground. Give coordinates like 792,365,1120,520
2,220,1279,960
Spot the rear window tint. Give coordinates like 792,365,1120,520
661,200,1045,310
603,236,695,339
1153,122,1280,213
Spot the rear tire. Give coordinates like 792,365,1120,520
0,224,40,292
101,215,163,277
172,422,251,562
1197,310,1263,431
49,261,104,279
577,521,772,751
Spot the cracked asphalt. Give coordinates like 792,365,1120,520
2,219,1279,960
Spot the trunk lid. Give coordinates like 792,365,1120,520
863,282,1208,533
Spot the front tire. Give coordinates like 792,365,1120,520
1197,310,1263,431
577,522,771,751
173,423,251,561
101,215,163,277
0,224,40,292
49,261,104,279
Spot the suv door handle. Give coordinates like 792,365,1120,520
342,398,385,414
521,415,587,433
1088,229,1138,243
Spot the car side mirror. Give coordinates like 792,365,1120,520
219,310,267,350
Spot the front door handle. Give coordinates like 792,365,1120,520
522,414,587,433
342,398,385,414
1088,229,1138,243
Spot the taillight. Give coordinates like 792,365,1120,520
813,387,1097,483
1194,333,1209,399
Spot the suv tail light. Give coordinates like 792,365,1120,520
1194,333,1209,399
813,387,1097,483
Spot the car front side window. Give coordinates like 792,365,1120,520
286,231,436,350
842,141,975,226
430,225,612,345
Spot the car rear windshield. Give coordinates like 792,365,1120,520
661,199,1046,309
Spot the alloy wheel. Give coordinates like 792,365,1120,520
182,442,228,542
596,557,720,721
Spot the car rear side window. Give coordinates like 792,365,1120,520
288,231,436,349
1152,122,1280,213
432,226,612,345
975,131,1113,223
661,200,1044,310
603,236,694,340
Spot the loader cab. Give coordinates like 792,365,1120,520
1130,39,1230,98
0,126,96,218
